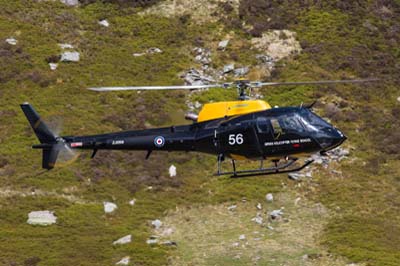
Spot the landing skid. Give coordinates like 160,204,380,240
215,156,314,178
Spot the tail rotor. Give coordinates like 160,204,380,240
20,103,78,169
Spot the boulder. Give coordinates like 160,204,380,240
151,219,162,229
104,202,117,213
288,173,305,181
27,211,57,226
5,37,17,45
58,43,74,49
181,68,215,85
113,235,132,245
147,47,162,54
269,209,283,220
61,51,80,62
233,67,249,76
146,236,159,245
397,96,400,102
227,205,237,211
49,63,58,71
60,0,79,6
239,234,246,240
160,240,177,246
129,199,136,206
169,165,176,177
251,214,263,225
98,19,110,27
223,63,235,73
256,203,262,210
116,256,130,265
218,40,229,50
265,193,273,202
256,54,275,64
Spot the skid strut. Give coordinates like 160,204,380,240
215,157,314,178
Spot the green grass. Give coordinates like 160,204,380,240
0,0,399,265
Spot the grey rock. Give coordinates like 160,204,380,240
256,202,262,210
129,198,136,206
239,234,246,240
227,205,237,211
133,53,145,57
397,96,400,102
223,63,235,73
146,236,159,245
61,51,80,62
169,165,176,177
181,68,215,85
251,214,263,225
161,240,177,246
265,193,273,202
218,40,229,50
151,219,162,229
256,54,274,63
116,256,130,265
147,47,162,54
49,63,58,71
5,37,17,45
58,43,74,49
193,47,203,54
60,0,79,6
195,55,203,62
27,211,57,226
113,234,132,245
233,67,249,76
98,19,110,27
269,209,283,220
305,171,312,178
104,201,118,213
288,172,305,180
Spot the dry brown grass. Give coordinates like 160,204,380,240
153,192,361,266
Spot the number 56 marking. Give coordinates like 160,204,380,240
228,134,244,145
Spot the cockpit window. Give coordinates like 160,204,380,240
271,118,283,135
299,109,331,131
280,114,305,133
270,113,305,137
256,117,270,133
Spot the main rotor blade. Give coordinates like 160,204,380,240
88,84,225,91
252,78,379,87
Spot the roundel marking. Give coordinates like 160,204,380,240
154,136,165,148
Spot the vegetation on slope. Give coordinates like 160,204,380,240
0,0,399,266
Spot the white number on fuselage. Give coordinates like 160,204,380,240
228,134,244,145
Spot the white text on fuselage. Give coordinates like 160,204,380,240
264,138,311,146
112,140,125,145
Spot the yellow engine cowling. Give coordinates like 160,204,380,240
197,100,271,122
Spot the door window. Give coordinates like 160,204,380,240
256,117,270,133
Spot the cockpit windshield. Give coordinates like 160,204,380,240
299,109,332,132
268,112,306,135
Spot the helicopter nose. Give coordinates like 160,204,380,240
318,128,347,151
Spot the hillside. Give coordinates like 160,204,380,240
0,1,399,266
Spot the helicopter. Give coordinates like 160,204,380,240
21,78,375,177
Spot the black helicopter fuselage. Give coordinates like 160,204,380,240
63,107,346,161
